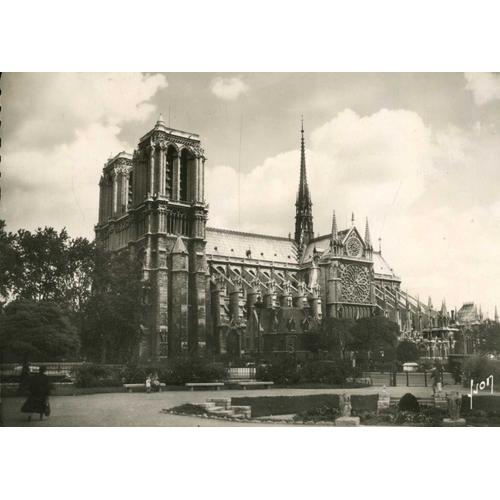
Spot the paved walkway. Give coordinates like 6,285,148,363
2,385,464,427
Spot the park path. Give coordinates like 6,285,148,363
2,384,464,427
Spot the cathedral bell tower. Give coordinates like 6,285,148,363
130,115,209,360
294,118,314,258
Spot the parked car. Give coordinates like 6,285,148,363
403,362,419,372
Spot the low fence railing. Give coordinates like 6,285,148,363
365,371,455,387
0,362,124,377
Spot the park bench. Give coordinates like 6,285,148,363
123,383,166,393
185,382,225,391
234,380,274,390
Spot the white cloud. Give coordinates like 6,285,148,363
206,108,500,312
210,77,249,100
465,72,500,105
2,73,168,237
208,108,432,236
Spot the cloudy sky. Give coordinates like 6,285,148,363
2,72,500,313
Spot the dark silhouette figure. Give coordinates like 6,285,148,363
21,366,51,421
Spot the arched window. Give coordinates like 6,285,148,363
179,149,191,201
166,145,177,199
128,171,133,209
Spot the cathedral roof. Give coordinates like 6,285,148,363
205,227,298,265
301,234,331,262
457,302,481,324
372,251,399,280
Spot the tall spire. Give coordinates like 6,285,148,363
495,305,499,323
364,217,372,248
351,212,355,227
294,117,314,253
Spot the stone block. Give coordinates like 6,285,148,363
442,418,466,427
208,409,234,417
335,416,361,426
206,397,231,409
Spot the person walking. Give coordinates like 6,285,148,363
21,366,51,421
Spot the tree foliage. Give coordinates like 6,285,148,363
81,249,143,363
320,317,355,358
0,220,22,302
0,299,80,362
476,321,500,355
349,316,400,362
0,221,95,313
396,340,420,362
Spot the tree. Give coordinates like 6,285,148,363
396,340,420,363
0,220,21,303
0,299,80,362
349,316,400,363
11,226,94,312
81,249,143,363
477,321,500,354
320,317,355,359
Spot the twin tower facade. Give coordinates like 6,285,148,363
96,117,404,361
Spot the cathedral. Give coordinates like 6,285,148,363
95,116,487,361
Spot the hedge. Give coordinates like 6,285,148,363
461,394,500,414
350,394,379,412
232,394,341,417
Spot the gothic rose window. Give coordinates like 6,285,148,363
346,236,363,257
339,264,370,303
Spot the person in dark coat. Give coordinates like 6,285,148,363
21,366,51,421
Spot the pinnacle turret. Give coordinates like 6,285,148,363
364,217,372,248
440,299,447,316
331,210,338,244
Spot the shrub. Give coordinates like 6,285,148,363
162,358,227,385
461,394,500,414
419,406,447,426
257,358,353,386
294,405,340,422
397,341,419,363
74,364,121,388
462,355,500,383
256,356,300,385
299,360,347,385
120,364,169,384
351,394,379,412
398,393,420,412
353,409,377,421
168,404,209,416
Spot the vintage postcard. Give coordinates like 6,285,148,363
1,72,500,429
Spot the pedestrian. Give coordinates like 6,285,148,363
145,373,152,393
21,366,51,421
430,363,443,395
151,372,161,392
